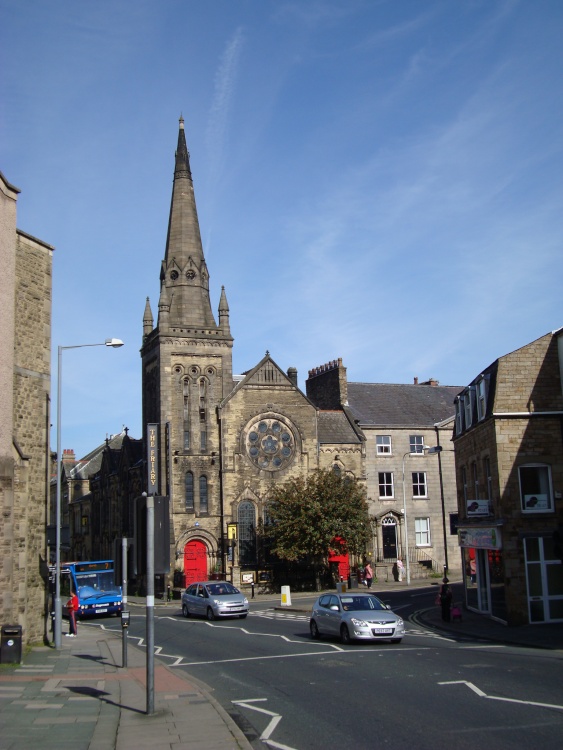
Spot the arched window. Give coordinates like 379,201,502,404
185,471,194,512
183,379,190,450
199,475,208,513
238,501,256,565
199,378,207,450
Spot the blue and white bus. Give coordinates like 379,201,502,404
56,560,123,617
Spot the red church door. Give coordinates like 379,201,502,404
183,540,208,586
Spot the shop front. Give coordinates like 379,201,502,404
458,525,506,623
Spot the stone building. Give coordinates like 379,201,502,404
306,361,463,580
134,118,466,592
0,170,53,647
140,120,365,589
453,329,563,625
51,430,143,568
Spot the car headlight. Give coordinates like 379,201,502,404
351,618,369,627
243,598,248,605
212,599,222,606
396,618,404,628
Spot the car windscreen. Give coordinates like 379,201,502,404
206,583,238,596
340,596,386,611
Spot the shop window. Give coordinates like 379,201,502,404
519,464,553,513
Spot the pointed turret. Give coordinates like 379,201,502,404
143,297,154,338
218,285,231,335
161,116,217,331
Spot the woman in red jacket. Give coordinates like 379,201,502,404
66,590,79,637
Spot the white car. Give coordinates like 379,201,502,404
182,581,249,620
310,592,404,644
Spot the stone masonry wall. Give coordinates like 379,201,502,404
11,230,53,645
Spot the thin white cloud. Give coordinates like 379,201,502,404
205,26,245,190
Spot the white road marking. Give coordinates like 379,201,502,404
233,697,298,749
439,680,563,711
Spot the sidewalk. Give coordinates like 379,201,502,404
0,621,252,750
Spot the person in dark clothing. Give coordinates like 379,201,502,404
439,578,453,622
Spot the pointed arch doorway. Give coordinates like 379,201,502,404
382,516,398,560
183,540,207,586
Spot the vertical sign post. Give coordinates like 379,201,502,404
147,424,159,496
146,495,155,715
145,423,158,716
121,537,128,668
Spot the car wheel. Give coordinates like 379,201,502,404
310,620,321,640
340,624,352,645
206,607,216,621
182,604,190,618
391,638,402,644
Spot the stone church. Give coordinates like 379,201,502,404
140,119,364,588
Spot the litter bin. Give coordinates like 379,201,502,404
349,574,358,589
1,625,22,664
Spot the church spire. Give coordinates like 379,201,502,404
160,116,217,331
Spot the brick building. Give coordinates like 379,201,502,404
453,329,563,625
0,170,53,647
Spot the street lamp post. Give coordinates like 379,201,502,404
401,445,442,586
54,338,124,649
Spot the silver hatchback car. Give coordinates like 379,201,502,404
182,581,249,620
310,592,404,644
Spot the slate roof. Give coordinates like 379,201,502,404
347,382,463,427
317,410,362,444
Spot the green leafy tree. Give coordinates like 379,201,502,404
267,469,371,569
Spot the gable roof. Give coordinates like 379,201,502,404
347,382,463,427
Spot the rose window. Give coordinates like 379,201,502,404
245,418,295,471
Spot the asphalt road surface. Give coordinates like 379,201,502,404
98,594,563,750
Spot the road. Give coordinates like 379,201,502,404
99,588,563,750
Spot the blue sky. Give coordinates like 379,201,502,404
2,0,563,460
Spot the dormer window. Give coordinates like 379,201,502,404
476,377,488,421
464,388,474,429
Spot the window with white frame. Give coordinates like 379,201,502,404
455,398,463,435
412,472,427,497
415,517,431,546
378,472,394,498
376,435,392,455
464,388,474,428
476,378,487,421
519,464,553,513
409,435,424,454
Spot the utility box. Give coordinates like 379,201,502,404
1,625,22,664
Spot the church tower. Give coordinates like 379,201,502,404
141,117,234,581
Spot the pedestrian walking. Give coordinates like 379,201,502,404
66,589,79,637
439,577,453,622
364,562,373,589
396,557,405,582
